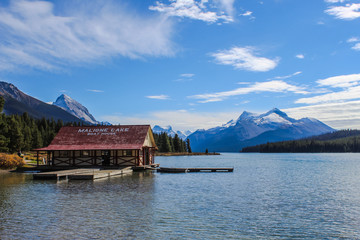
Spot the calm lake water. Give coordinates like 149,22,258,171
1,153,360,239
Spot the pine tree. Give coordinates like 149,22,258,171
0,96,4,113
160,132,171,152
173,134,181,152
186,139,192,153
6,116,24,153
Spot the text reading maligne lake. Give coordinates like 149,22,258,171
1,153,360,239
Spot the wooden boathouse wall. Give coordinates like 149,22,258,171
35,125,157,167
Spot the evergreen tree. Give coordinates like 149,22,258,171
6,116,23,153
173,134,181,152
186,139,192,153
160,132,171,152
0,96,4,113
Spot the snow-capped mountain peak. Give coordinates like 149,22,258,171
187,108,335,152
152,125,192,140
53,94,98,124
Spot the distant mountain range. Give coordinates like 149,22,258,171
152,125,192,140
187,108,335,152
0,81,336,152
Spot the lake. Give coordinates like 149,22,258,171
1,153,360,239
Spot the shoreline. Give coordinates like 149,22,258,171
0,169,14,174
155,152,220,156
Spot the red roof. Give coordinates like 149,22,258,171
36,125,155,151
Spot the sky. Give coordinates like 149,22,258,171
1,0,360,132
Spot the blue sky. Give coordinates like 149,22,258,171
1,0,360,131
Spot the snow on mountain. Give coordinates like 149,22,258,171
152,125,192,140
187,108,335,152
53,94,98,125
0,81,85,123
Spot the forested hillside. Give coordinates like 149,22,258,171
241,130,360,153
153,132,191,153
0,96,84,153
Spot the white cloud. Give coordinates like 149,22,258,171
190,80,308,103
295,74,360,104
87,89,104,93
295,54,305,59
146,95,170,100
0,0,174,72
325,3,360,20
149,0,233,23
102,110,238,132
285,100,360,130
180,73,195,78
271,71,302,80
324,0,345,3
211,46,279,72
347,37,359,42
352,42,360,50
215,0,235,16
317,73,360,88
346,37,360,50
296,86,360,104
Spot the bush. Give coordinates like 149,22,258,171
0,153,25,169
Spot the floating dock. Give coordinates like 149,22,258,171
132,163,160,171
157,167,234,173
33,167,132,181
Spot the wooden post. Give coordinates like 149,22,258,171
37,151,39,167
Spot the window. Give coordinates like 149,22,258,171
59,151,69,157
123,150,133,156
82,150,90,156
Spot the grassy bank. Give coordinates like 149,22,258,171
155,152,220,156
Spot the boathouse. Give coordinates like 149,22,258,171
35,125,157,167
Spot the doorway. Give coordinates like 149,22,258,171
101,150,110,166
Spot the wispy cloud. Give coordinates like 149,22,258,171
146,95,170,100
325,3,360,20
87,89,104,93
317,73,360,88
211,46,279,72
295,73,360,104
296,86,360,104
347,37,360,50
271,71,302,80
347,37,359,42
180,73,195,78
295,54,305,59
0,0,174,72
102,110,238,132
285,100,360,130
190,80,308,103
149,0,234,23
324,0,346,3
174,73,195,82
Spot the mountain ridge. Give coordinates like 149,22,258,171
0,81,86,124
53,94,98,124
187,108,334,152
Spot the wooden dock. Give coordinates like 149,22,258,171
157,167,234,173
132,163,160,171
33,167,132,181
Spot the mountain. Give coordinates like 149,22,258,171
53,94,98,125
152,125,192,140
0,81,85,123
187,108,335,152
